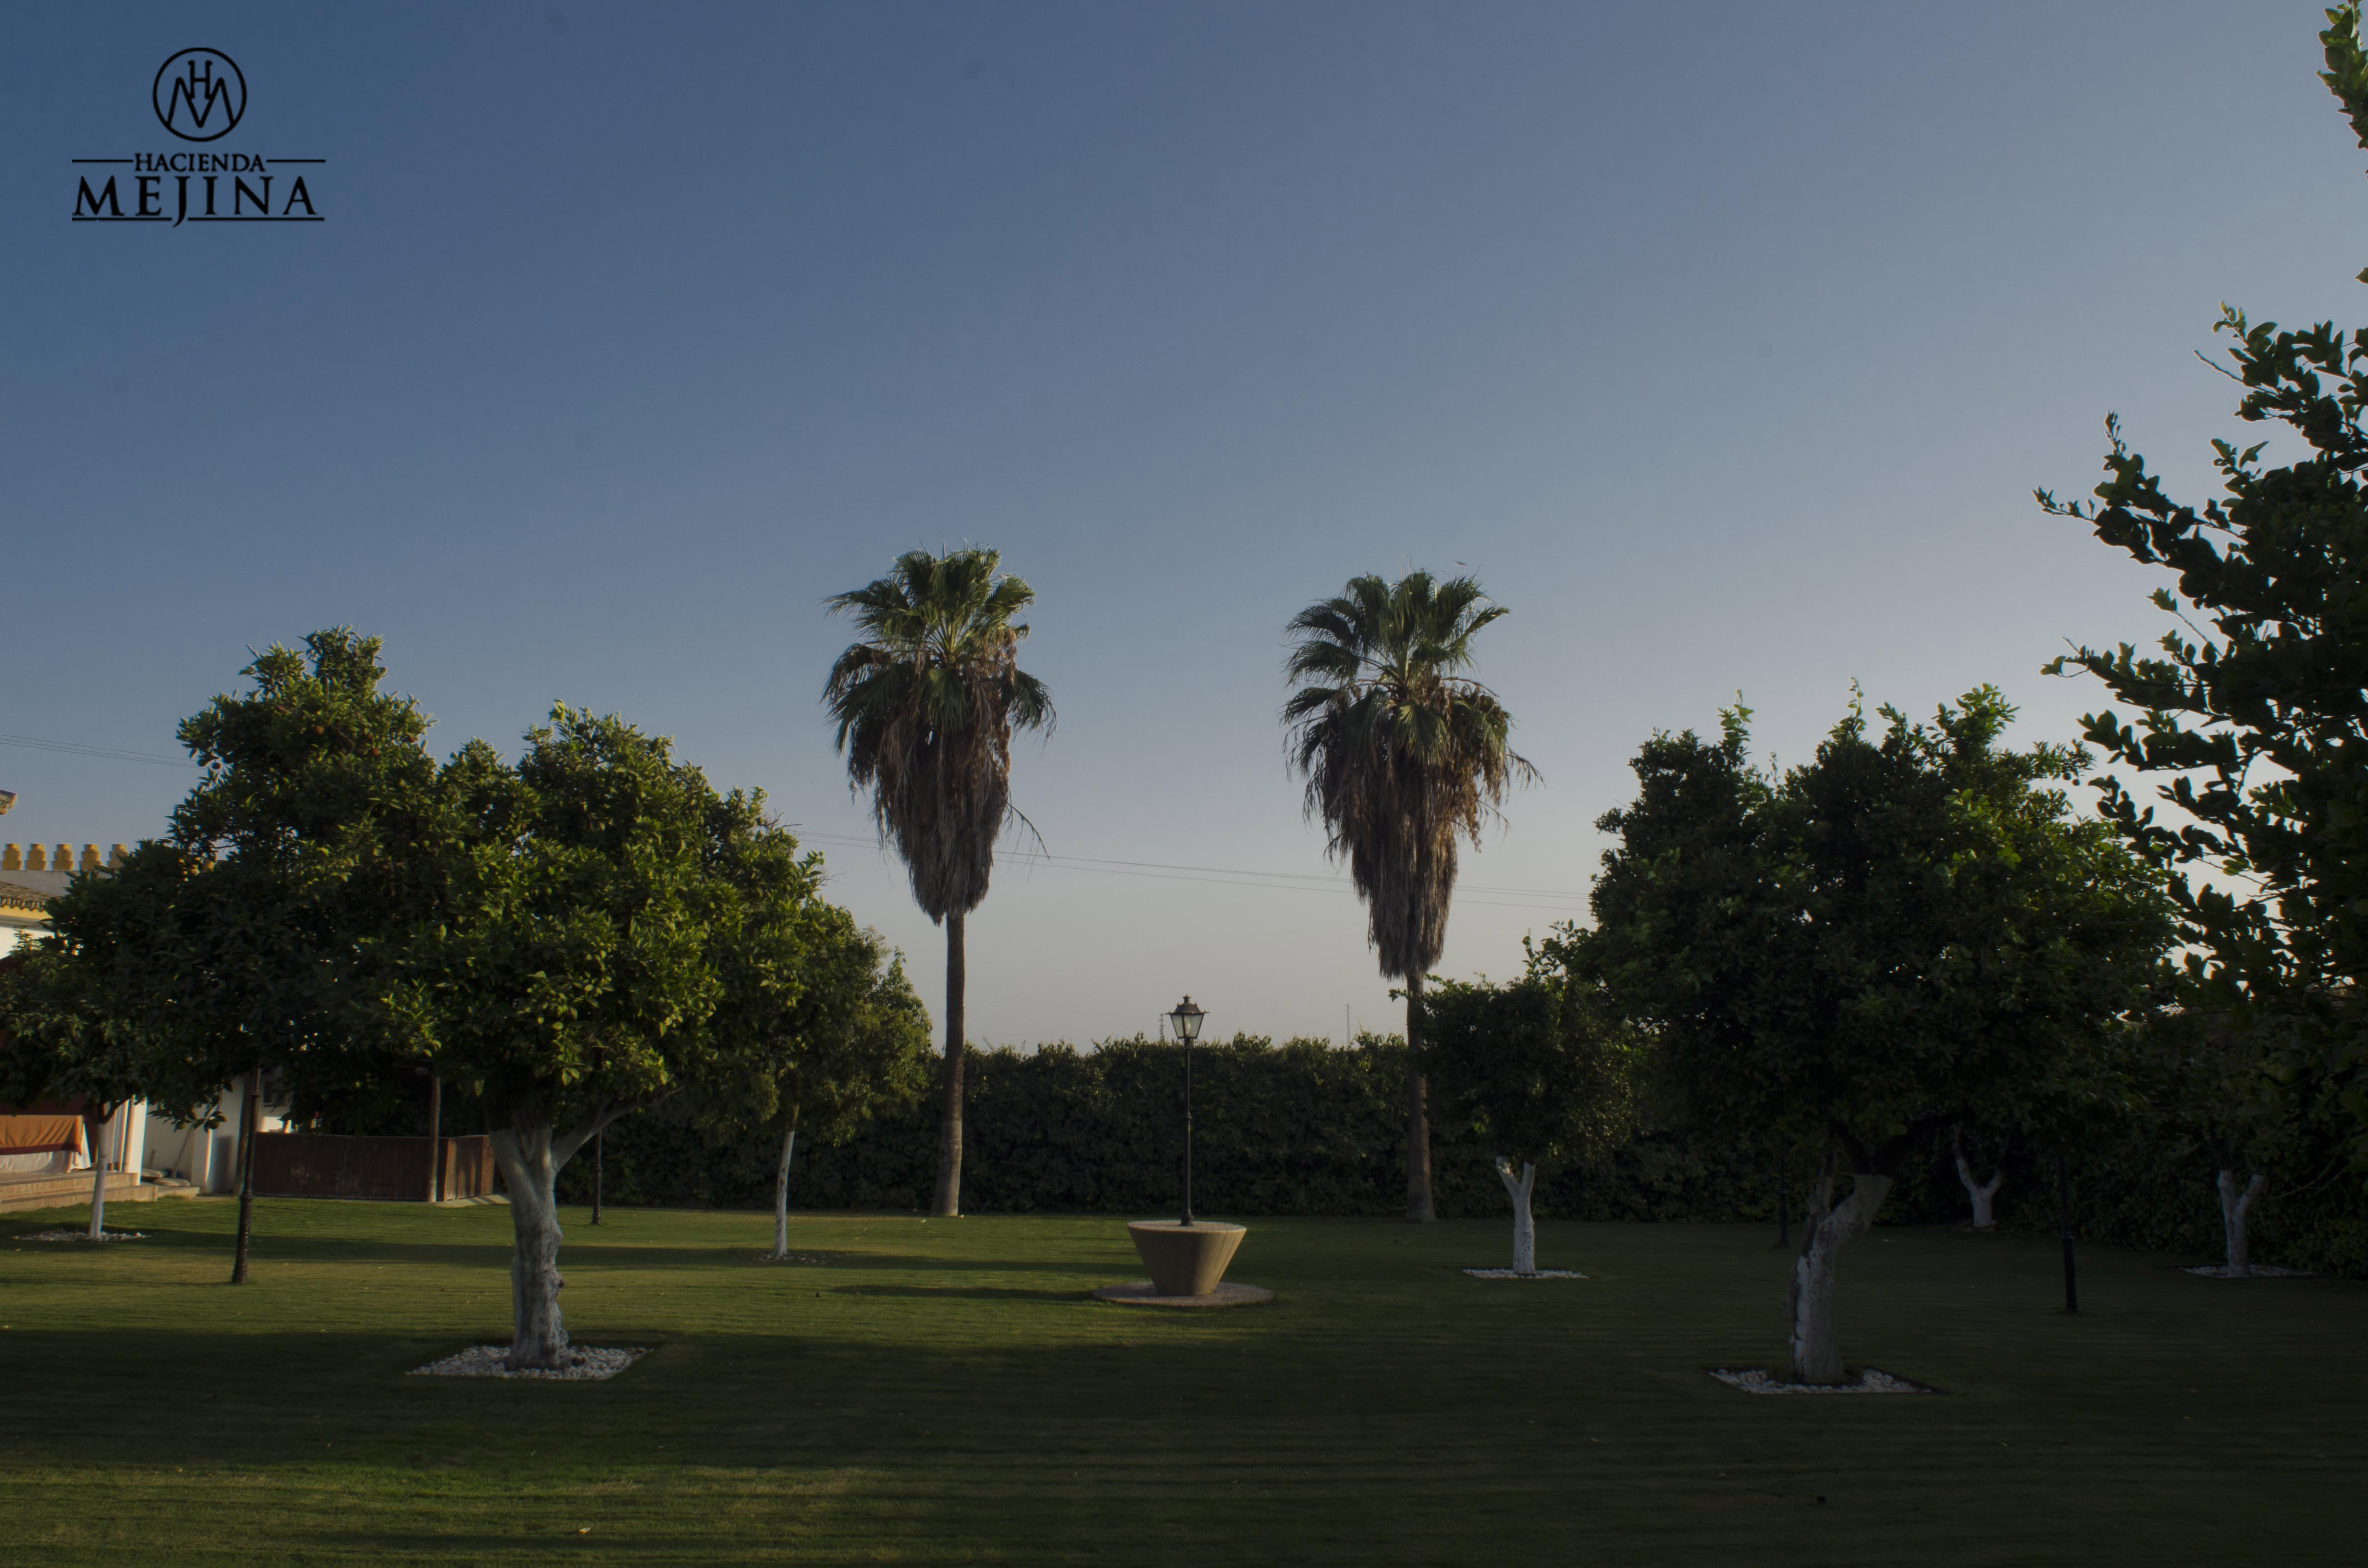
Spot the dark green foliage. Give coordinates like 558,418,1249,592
1577,691,2173,1177
304,1032,2365,1277
2072,1115,2368,1278
167,629,449,1112
561,1033,1776,1224
382,710,833,1144
1424,947,1643,1173
0,847,190,1120
2039,4,2368,1155
682,915,932,1152
289,1035,2368,1276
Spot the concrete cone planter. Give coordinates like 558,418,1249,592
1126,1220,1246,1296
1094,1221,1271,1307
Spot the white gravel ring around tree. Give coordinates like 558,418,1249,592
1462,1267,1586,1278
14,1230,147,1242
1711,1367,1936,1395
2182,1263,2318,1278
407,1345,650,1381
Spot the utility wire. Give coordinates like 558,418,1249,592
0,733,1586,911
796,829,1587,912
0,733,196,768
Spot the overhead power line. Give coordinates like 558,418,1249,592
0,732,197,768
795,829,1588,913
0,732,1585,913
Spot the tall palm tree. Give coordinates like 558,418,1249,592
1284,571,1533,1222
825,548,1052,1217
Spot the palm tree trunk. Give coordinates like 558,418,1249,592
1404,972,1435,1223
932,910,966,1217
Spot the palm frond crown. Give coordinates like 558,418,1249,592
824,548,1053,922
1283,570,1534,979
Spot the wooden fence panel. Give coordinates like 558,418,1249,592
439,1135,496,1200
253,1132,498,1201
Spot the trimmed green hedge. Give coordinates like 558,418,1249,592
378,1032,2368,1276
558,1034,1794,1221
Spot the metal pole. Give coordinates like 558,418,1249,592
2057,1151,2078,1314
425,1076,442,1204
1180,1034,1195,1226
230,1070,259,1286
592,1129,604,1225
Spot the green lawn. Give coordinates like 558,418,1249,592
0,1197,2360,1565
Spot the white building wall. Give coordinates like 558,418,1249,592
141,1083,291,1191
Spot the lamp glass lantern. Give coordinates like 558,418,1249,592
1169,996,1206,1225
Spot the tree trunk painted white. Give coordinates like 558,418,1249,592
1952,1127,2002,1231
2217,1167,2266,1276
491,1122,569,1370
771,1121,798,1261
1494,1156,1537,1274
1785,1159,1892,1385
84,1111,110,1240
490,1111,613,1371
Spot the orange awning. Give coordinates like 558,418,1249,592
0,1115,85,1155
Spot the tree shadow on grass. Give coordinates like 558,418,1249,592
0,1323,1326,1477
809,1251,1121,1277
7,1231,1136,1298
11,1219,1131,1279
829,1284,1092,1302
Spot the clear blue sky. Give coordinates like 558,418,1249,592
3,2,2360,1046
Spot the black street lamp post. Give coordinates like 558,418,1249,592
2057,1150,2078,1314
1169,996,1205,1225
1096,992,1261,1307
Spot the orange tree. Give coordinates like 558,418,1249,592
160,630,447,1280
1423,945,1643,1274
683,910,931,1262
383,710,835,1370
2041,3,2368,1164
1574,691,2170,1383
